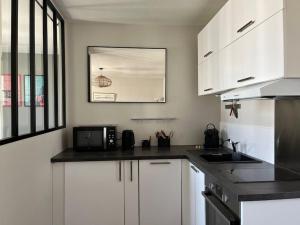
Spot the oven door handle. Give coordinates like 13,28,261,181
202,191,240,225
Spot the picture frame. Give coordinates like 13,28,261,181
2,74,22,107
87,46,167,103
24,75,45,107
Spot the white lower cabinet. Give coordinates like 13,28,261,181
182,160,206,225
65,160,139,225
139,159,182,225
64,159,200,225
124,160,139,225
195,165,205,225
241,199,300,225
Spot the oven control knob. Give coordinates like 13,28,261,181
222,194,229,203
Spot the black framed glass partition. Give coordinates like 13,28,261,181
0,0,66,145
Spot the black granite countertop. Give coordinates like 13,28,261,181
51,146,300,202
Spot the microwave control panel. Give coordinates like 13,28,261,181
107,127,116,149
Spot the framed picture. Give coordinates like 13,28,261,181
24,75,44,107
87,46,167,103
2,74,22,107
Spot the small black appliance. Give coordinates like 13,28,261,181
204,123,220,149
122,130,135,150
73,126,116,151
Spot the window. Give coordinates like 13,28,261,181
18,0,31,135
0,0,66,145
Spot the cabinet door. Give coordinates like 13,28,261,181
139,159,181,225
182,160,196,225
65,161,124,225
198,16,219,63
219,30,244,91
195,167,205,225
182,160,206,225
236,11,284,87
232,0,283,41
198,53,221,95
218,0,235,49
124,160,139,225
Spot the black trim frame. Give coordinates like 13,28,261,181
0,0,66,146
87,46,167,103
61,21,66,126
30,0,36,133
43,0,49,130
53,12,59,127
11,0,18,137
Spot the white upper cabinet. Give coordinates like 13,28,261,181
198,0,300,96
232,0,284,41
236,11,284,87
198,15,220,63
218,0,235,49
198,53,221,95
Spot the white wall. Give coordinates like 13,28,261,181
0,2,69,224
68,22,220,146
0,130,67,225
220,99,275,164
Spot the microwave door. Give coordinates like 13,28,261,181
202,191,240,225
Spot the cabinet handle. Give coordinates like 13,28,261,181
237,20,255,33
130,161,133,182
191,165,199,173
237,76,255,83
119,161,122,182
204,88,213,92
150,162,171,165
204,51,213,58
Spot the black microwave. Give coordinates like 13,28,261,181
73,126,117,151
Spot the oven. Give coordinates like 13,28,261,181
203,176,240,225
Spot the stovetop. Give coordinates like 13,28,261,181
222,167,300,183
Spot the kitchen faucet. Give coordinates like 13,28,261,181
223,139,239,153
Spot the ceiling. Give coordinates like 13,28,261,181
89,47,166,79
53,0,227,26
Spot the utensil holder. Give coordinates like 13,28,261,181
157,137,170,148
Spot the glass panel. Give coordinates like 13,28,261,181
47,7,55,128
88,47,166,103
0,0,12,139
18,0,31,135
57,19,63,126
35,0,44,131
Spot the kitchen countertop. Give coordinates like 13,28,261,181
51,146,300,202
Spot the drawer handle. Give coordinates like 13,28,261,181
237,76,255,83
150,162,171,165
204,88,213,92
237,20,255,33
204,51,213,58
191,165,199,173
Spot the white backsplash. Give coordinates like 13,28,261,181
220,100,275,164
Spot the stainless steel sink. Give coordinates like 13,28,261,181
200,152,261,163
